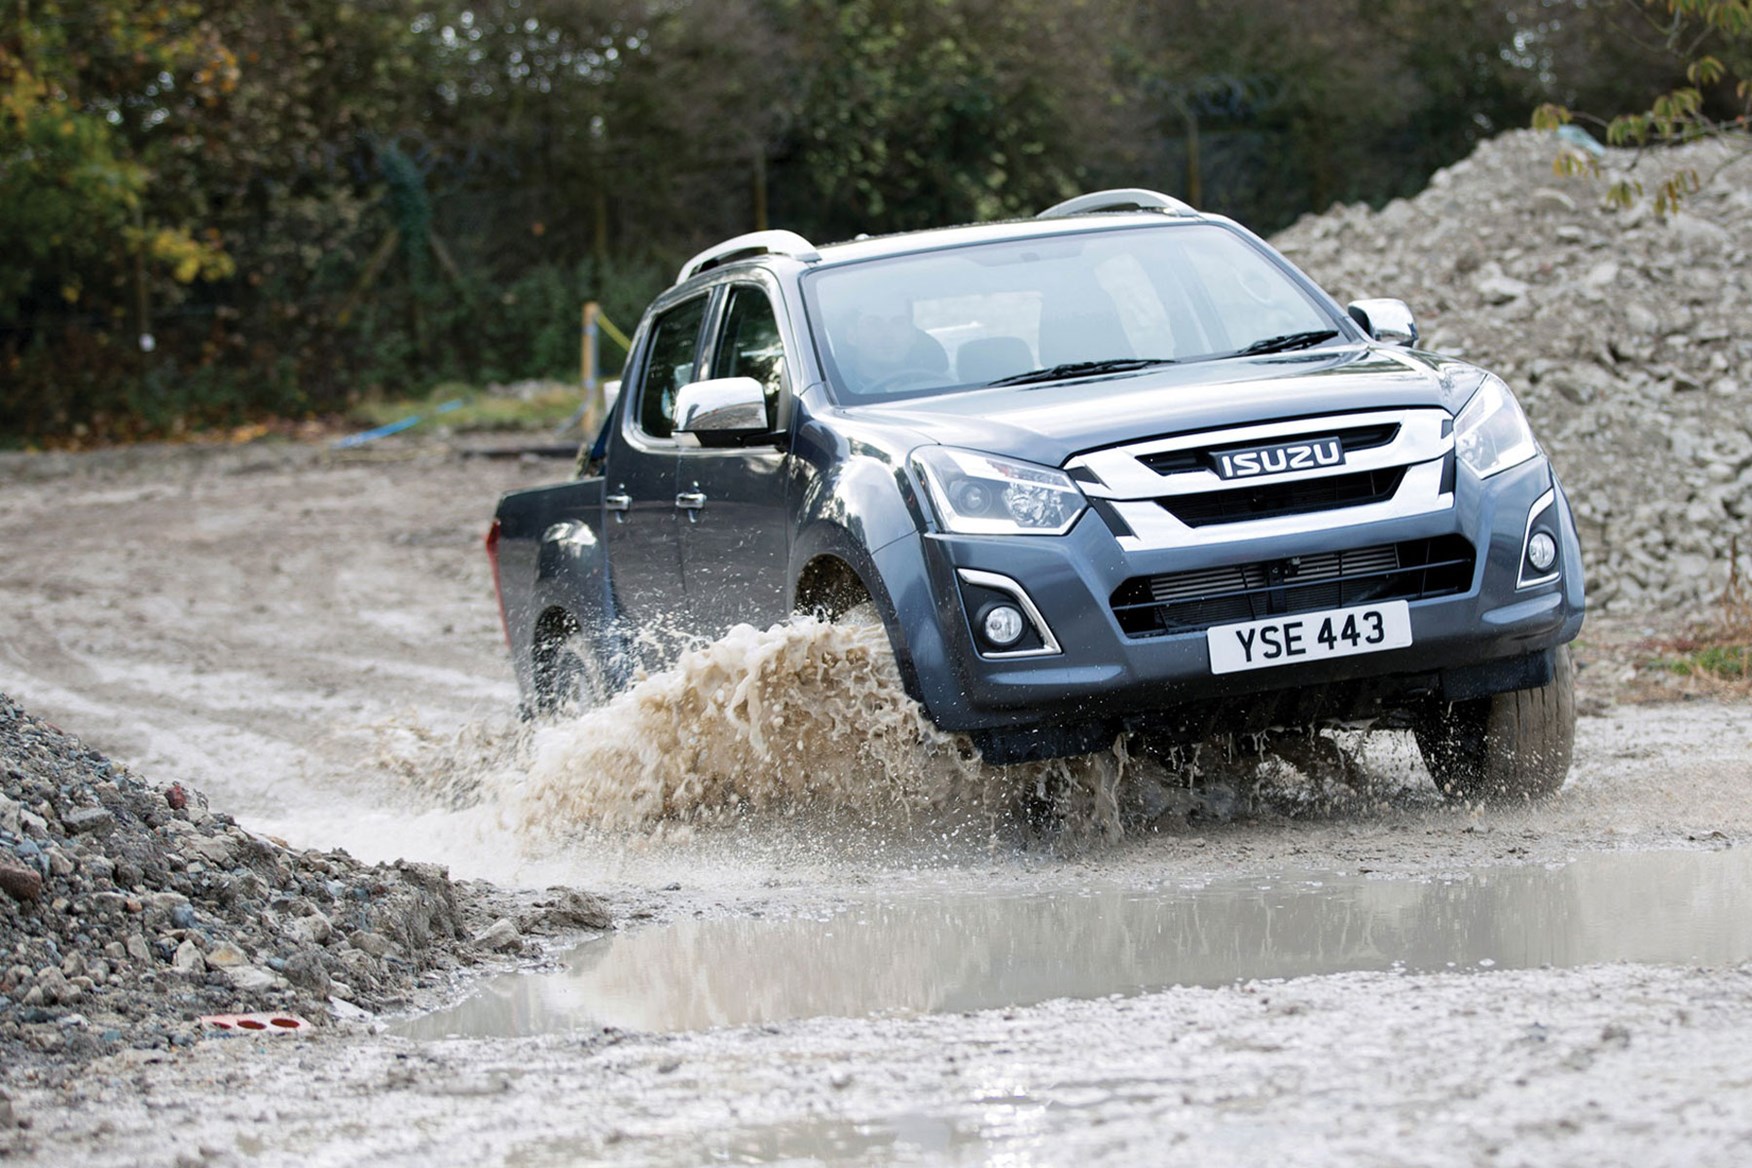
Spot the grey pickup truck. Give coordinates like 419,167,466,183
487,189,1584,799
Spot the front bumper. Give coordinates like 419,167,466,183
888,456,1583,758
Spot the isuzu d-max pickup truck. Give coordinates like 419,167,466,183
487,189,1584,799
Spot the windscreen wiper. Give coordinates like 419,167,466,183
1232,329,1339,357
986,357,1178,388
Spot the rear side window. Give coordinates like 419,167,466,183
711,285,787,429
637,295,709,439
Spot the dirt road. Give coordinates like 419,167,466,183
2,440,1749,1166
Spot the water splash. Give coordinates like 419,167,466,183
358,617,1423,876
510,617,1013,836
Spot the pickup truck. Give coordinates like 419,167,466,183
487,189,1584,800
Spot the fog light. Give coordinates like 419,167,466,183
982,604,1027,647
1527,531,1557,573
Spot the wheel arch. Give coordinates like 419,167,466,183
788,523,937,709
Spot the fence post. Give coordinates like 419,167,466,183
581,301,604,434
581,301,599,394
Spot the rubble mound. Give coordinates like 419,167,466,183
0,695,609,1071
1272,129,1752,613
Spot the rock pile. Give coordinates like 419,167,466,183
1272,130,1752,614
0,694,609,1071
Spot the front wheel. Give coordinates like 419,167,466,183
1413,646,1575,802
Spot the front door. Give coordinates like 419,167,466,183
677,283,792,638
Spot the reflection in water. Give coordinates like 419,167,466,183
396,848,1752,1040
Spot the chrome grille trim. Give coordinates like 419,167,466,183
1066,408,1451,501
1106,459,1451,550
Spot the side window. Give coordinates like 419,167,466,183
711,285,787,429
636,295,709,439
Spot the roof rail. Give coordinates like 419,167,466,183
1036,188,1196,219
675,230,821,285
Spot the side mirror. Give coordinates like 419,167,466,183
1346,299,1418,347
673,376,770,438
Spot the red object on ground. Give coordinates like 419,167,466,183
165,784,188,810
199,1013,312,1035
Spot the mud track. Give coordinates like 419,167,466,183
2,440,1749,1166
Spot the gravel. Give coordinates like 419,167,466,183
0,694,612,1075
1271,129,1752,614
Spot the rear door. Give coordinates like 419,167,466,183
676,281,793,637
603,293,709,664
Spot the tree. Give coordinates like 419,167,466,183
775,0,1129,239
0,1,236,321
1534,0,1752,209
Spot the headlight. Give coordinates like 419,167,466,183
1453,375,1538,479
911,447,1086,535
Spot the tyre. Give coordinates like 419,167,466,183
533,622,611,715
1413,646,1575,802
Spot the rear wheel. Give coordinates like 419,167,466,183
1413,646,1575,802
533,621,610,715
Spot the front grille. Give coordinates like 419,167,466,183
1161,466,1407,527
1111,535,1475,638
1138,422,1400,476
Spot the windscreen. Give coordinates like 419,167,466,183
805,224,1337,401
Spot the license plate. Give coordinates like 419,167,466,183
1206,601,1412,675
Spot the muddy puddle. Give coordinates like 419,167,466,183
395,846,1750,1040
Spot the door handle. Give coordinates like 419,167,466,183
675,490,707,522
605,492,631,524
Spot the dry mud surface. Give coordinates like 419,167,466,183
0,438,1748,1166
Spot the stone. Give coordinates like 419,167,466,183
285,913,333,947
34,968,73,1005
125,934,153,964
205,942,250,969
62,807,115,836
475,918,523,953
328,997,373,1023
1532,187,1576,213
187,834,237,867
225,965,288,993
1545,363,1613,405
525,887,613,932
281,950,331,998
347,930,394,959
1624,303,1661,335
0,859,42,903
1476,273,1529,304
172,939,207,975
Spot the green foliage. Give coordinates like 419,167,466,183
0,0,235,314
1650,534,1752,685
1658,643,1752,678
5,0,1744,443
780,0,1119,234
1534,0,1751,212
349,383,586,433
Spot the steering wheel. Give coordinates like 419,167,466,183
861,367,942,394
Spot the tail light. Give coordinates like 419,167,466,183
485,518,511,648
